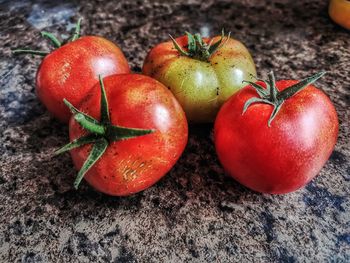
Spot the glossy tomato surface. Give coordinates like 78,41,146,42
69,74,188,196
142,35,256,123
214,80,338,194
36,36,130,123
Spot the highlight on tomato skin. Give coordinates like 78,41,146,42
58,74,188,196
13,19,130,123
142,31,256,123
214,71,339,194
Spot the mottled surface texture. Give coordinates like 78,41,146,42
0,0,349,262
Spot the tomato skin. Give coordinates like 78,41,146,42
329,0,350,30
142,35,256,123
68,74,188,196
214,80,339,194
36,36,130,123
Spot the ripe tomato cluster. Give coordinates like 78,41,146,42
14,20,338,196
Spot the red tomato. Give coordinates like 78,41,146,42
36,36,129,123
61,74,188,196
214,72,338,194
14,20,130,123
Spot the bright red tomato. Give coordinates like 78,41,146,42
58,74,188,196
214,72,338,194
14,20,130,123
37,36,129,123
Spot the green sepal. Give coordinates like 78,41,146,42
73,137,108,189
268,103,284,127
208,30,230,55
242,80,269,98
57,75,157,190
169,29,230,62
242,97,274,114
99,75,110,124
63,99,104,134
106,125,155,141
63,99,100,125
194,33,204,46
12,49,49,56
277,71,326,101
169,34,189,56
71,18,82,42
13,19,83,58
41,31,61,48
55,134,98,155
268,71,278,101
242,71,326,127
185,32,196,53
74,113,105,135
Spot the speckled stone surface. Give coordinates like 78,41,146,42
0,0,349,262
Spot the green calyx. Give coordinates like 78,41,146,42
242,71,326,127
169,29,230,62
55,75,155,189
12,18,83,57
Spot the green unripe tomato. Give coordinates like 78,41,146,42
142,32,256,123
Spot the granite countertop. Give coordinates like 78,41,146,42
0,0,349,262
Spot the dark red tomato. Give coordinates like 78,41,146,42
214,72,338,194
64,74,188,196
36,36,130,123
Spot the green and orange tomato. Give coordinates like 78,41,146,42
143,31,256,123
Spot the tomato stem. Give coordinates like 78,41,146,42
242,71,327,127
170,29,230,62
56,76,155,189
